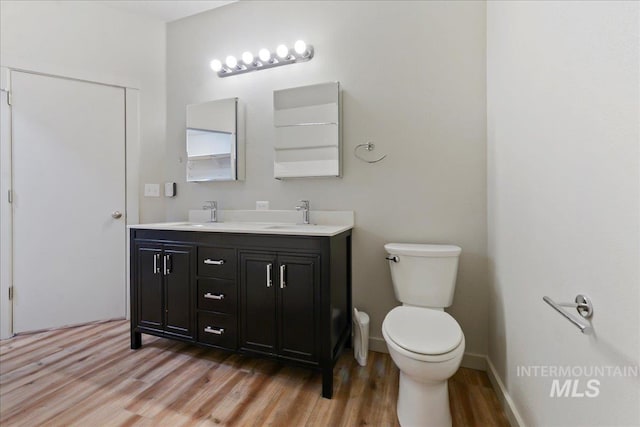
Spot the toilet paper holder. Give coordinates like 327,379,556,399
543,294,594,334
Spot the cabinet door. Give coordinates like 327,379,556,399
136,245,163,332
164,245,194,339
277,255,320,363
240,252,276,355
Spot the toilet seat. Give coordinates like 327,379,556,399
383,306,463,361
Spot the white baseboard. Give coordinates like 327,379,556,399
486,357,526,427
461,352,487,371
369,336,388,353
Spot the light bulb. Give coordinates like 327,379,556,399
258,48,271,62
294,40,307,55
242,51,254,65
276,44,289,59
210,59,222,72
225,55,237,68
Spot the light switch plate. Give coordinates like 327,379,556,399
144,183,160,197
256,201,269,210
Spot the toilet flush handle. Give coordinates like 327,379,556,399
385,255,399,263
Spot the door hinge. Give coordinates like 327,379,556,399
8,287,13,300
7,190,12,203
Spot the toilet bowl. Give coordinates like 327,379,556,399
382,243,464,427
383,306,465,427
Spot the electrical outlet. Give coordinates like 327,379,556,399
144,183,160,197
256,201,269,210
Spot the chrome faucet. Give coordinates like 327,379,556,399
295,200,310,224
203,200,218,222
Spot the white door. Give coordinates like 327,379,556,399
11,71,126,333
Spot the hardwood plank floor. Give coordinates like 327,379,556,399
0,320,509,426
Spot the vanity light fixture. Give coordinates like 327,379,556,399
210,40,314,77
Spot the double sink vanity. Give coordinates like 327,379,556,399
133,81,349,398
129,209,353,398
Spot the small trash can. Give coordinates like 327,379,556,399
353,307,370,366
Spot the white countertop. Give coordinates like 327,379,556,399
129,221,352,237
129,210,354,237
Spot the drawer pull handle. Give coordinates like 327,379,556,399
204,259,225,265
204,326,225,335
204,292,225,300
266,263,273,288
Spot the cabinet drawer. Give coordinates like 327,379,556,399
198,247,236,279
197,312,237,350
197,278,236,314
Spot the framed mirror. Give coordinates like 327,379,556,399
186,97,244,182
273,82,341,179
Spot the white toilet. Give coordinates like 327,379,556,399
382,243,464,427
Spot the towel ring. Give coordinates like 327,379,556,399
354,142,386,163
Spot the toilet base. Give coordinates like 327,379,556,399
397,371,452,427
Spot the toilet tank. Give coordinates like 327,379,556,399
384,243,462,308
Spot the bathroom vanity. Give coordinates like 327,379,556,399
129,221,352,399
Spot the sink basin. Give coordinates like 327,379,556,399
265,224,317,230
171,222,272,229
170,222,319,231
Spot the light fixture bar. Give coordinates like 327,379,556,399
210,41,314,78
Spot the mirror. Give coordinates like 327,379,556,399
273,82,341,179
186,97,244,182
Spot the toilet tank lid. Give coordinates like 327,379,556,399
384,243,461,257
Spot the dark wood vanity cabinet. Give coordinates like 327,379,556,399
130,228,351,399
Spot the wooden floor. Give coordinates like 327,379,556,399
0,320,509,426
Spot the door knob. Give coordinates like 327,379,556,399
112,211,123,219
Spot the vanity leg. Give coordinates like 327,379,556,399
131,331,141,349
322,367,334,399
345,322,353,349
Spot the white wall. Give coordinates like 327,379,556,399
487,1,640,425
165,1,488,357
0,0,166,223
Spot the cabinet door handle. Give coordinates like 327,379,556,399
204,259,225,265
204,326,225,335
153,253,161,274
164,254,172,275
204,292,225,300
280,264,286,288
266,263,272,288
